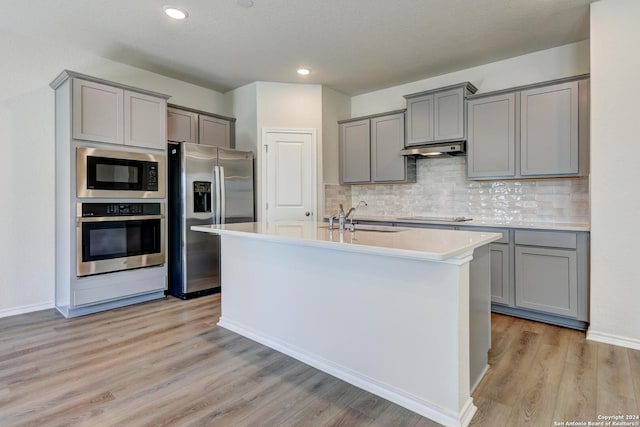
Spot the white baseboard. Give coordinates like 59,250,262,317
219,316,476,427
587,328,640,350
0,301,55,318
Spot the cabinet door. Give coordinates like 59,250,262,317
199,115,231,147
467,93,516,179
167,108,198,144
371,113,406,182
405,94,434,146
520,81,579,176
490,243,510,305
339,119,370,184
72,79,123,144
515,246,578,318
124,91,167,150
434,88,464,141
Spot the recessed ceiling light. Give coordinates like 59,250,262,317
236,0,254,7
164,6,189,20
297,68,311,76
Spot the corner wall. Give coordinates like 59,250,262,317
255,82,324,221
588,0,640,349
350,41,590,116
0,30,228,316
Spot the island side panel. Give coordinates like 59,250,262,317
468,244,491,392
217,233,476,427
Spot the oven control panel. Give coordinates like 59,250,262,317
81,203,162,217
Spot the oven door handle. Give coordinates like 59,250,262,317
220,166,226,224
214,166,222,224
77,215,165,223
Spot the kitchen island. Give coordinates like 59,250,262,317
192,221,501,427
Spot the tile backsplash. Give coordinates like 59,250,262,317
325,156,589,223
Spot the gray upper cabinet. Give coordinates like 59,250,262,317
467,93,516,178
371,113,406,182
73,79,124,145
71,77,168,149
124,91,167,150
466,75,589,180
339,111,415,184
434,88,465,141
405,94,434,145
520,81,579,176
404,83,477,146
199,115,231,148
167,105,235,148
167,107,198,144
339,119,371,184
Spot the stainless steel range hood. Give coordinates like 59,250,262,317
400,142,465,157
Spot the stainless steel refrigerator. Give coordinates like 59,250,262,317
168,142,255,299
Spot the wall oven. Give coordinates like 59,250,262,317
77,147,166,198
77,203,165,277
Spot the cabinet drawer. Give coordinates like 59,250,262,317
514,230,577,249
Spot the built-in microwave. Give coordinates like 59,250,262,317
77,147,166,198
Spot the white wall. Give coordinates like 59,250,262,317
321,87,351,186
254,82,324,220
227,82,258,153
0,30,228,316
588,0,640,349
351,41,590,117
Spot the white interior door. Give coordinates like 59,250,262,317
262,129,316,223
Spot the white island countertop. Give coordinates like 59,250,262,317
191,221,502,262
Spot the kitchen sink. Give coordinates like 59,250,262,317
396,216,472,222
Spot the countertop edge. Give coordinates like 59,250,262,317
328,216,591,232
191,224,503,264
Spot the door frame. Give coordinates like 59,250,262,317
261,128,317,223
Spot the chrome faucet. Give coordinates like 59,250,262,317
329,201,367,232
338,204,351,231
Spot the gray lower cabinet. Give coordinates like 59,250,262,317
339,111,415,184
490,243,511,306
458,226,512,307
515,246,577,317
467,75,589,180
397,221,590,330
167,104,235,148
512,230,589,328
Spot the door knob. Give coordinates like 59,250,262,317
305,211,312,217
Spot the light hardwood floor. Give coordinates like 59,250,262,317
1,295,638,426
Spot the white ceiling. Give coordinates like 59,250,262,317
0,0,593,95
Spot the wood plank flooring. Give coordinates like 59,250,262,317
1,295,638,426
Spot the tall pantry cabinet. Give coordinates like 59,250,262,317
50,70,170,318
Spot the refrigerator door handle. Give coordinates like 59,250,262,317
220,166,226,224
214,165,222,224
